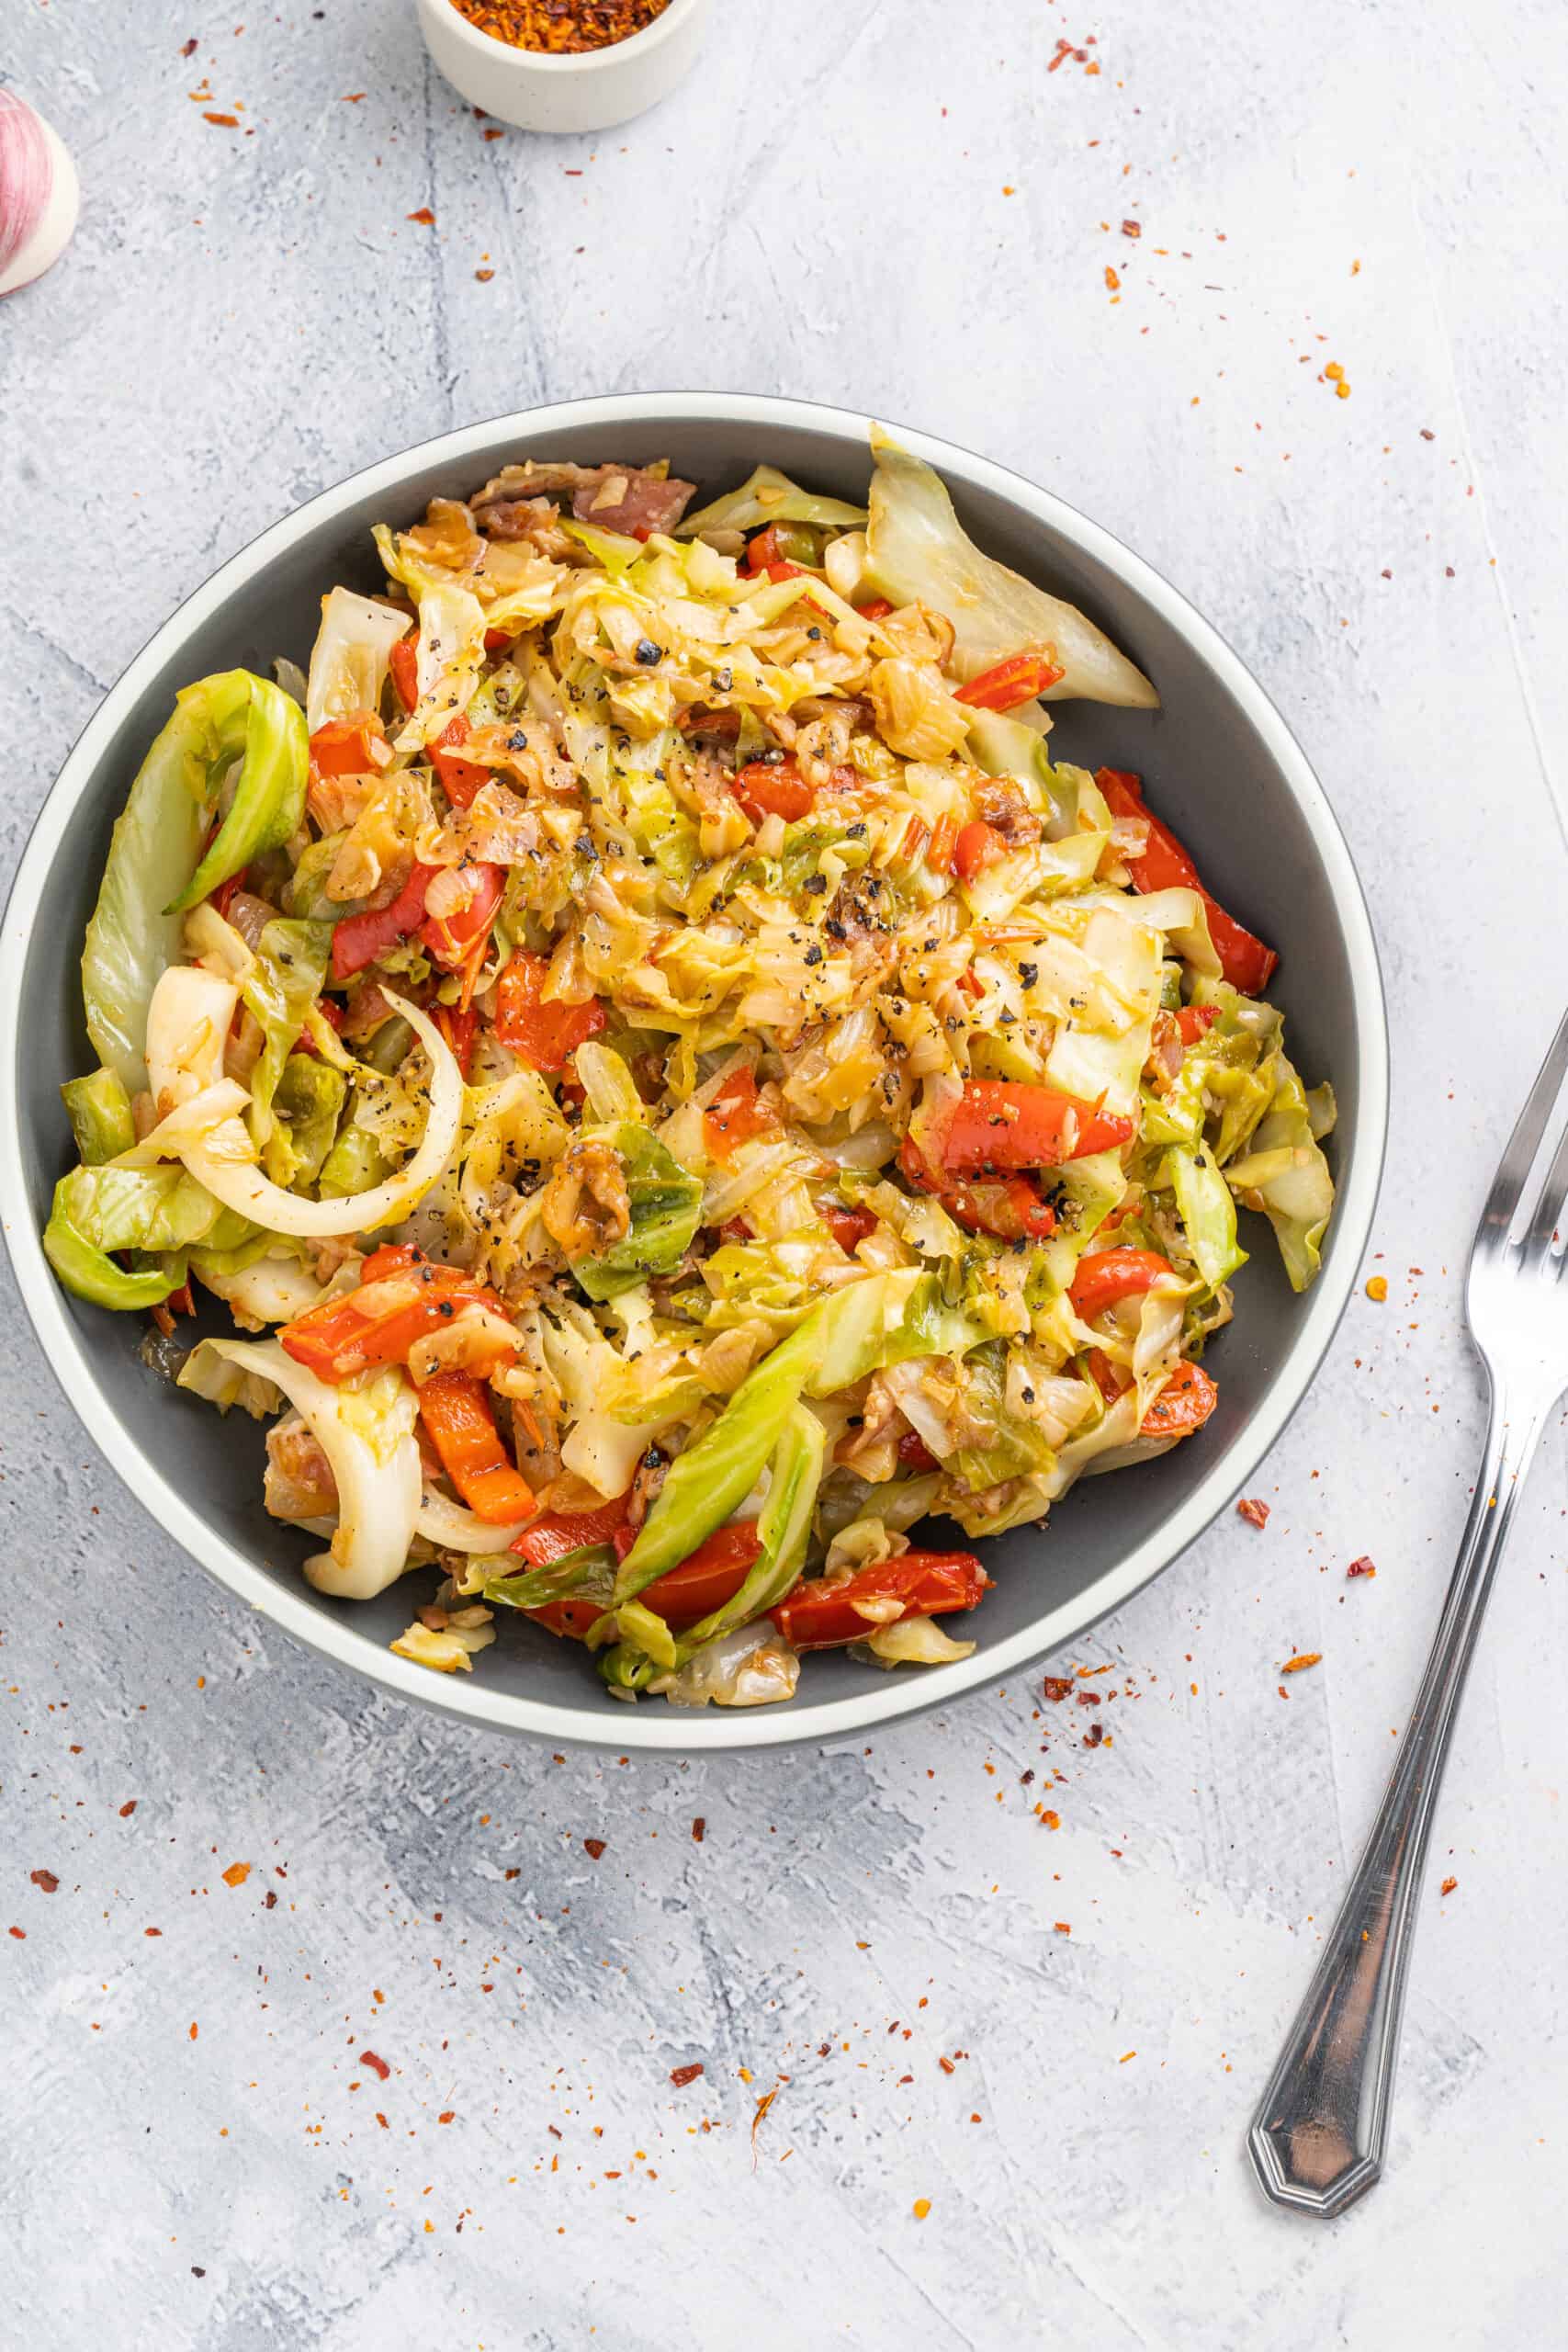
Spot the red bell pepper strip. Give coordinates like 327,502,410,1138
731,758,814,826
280,1250,511,1384
770,1551,991,1652
329,861,434,982
1175,1003,1218,1046
933,1080,1134,1176
292,993,344,1057
432,1001,478,1080
1069,1247,1176,1320
416,1372,536,1523
483,626,513,652
493,951,607,1073
954,649,1066,711
210,867,247,921
510,1491,632,1568
821,1203,877,1253
637,1522,765,1629
899,1136,1057,1242
855,596,893,620
430,712,493,809
1141,1361,1219,1438
389,636,419,712
703,1067,775,1160
953,819,1008,882
309,714,387,778
1096,768,1278,994
419,863,503,971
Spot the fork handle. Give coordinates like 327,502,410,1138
1247,1374,1551,2216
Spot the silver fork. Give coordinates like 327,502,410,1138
1248,1004,1568,2217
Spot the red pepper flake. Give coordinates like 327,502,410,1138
1076,1690,1101,1706
361,2050,391,2081
1104,264,1121,292
504,1867,519,1881
938,2055,956,2075
1083,1722,1105,1748
1347,1556,1377,1579
1043,1675,1074,1703
1042,1808,1060,1829
407,206,436,225
1054,1920,1072,1935
670,2062,704,2087
438,2110,455,2124
691,1816,705,1843
263,1890,277,1909
1280,1652,1322,1674
29,1870,58,1894
1420,427,1436,441
220,1860,251,1888
1047,36,1074,69
376,2111,389,2129
547,2123,562,2138
188,2021,198,2041
483,127,504,141
341,91,367,101
180,37,199,56
7,1927,25,1940
1440,1875,1458,1895
1237,1497,1270,1529
583,1837,606,1860
145,1927,162,1938
1121,219,1142,237
119,1801,138,1817
203,111,240,127
475,266,495,281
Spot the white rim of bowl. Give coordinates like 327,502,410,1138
0,391,1389,1752
427,0,703,74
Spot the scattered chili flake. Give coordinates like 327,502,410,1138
220,1860,251,1888
1121,219,1141,238
119,1801,137,1817
361,2050,391,2080
1420,427,1436,441
7,1927,24,1940
912,2198,932,2219
145,1927,162,1938
1440,1875,1458,1895
341,91,367,101
1054,1920,1071,1935
1043,1675,1074,1703
1042,1808,1060,1829
583,1837,606,1860
483,126,504,141
180,37,199,56
407,207,436,225
188,2022,198,2041
1083,1722,1105,1747
438,2110,455,2124
474,268,496,283
1104,264,1121,292
203,112,239,127
1365,1275,1388,1302
670,2062,704,2087
1118,2050,1136,2064
447,0,672,53
1237,1497,1270,1529
263,1889,277,1909
1280,1652,1322,1674
1347,1555,1377,1579
29,1871,58,1894
938,2055,955,2075
691,1816,705,1843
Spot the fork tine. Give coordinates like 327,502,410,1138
1479,1003,1568,1248
1521,1091,1568,1259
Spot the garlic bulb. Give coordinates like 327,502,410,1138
0,90,78,300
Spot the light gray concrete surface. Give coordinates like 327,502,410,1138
4,3,1567,2344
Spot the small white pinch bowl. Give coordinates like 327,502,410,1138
413,0,712,134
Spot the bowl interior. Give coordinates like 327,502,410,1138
3,400,1382,1745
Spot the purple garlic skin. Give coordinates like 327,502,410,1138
0,89,80,299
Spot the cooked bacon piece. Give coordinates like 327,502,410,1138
471,458,694,544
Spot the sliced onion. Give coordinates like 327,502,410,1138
145,966,240,1105
180,992,462,1238
185,1337,421,1600
416,1485,533,1554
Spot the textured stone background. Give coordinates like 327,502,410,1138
4,3,1568,2344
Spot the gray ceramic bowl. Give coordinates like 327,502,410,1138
0,394,1387,1750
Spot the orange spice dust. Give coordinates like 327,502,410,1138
449,0,671,51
